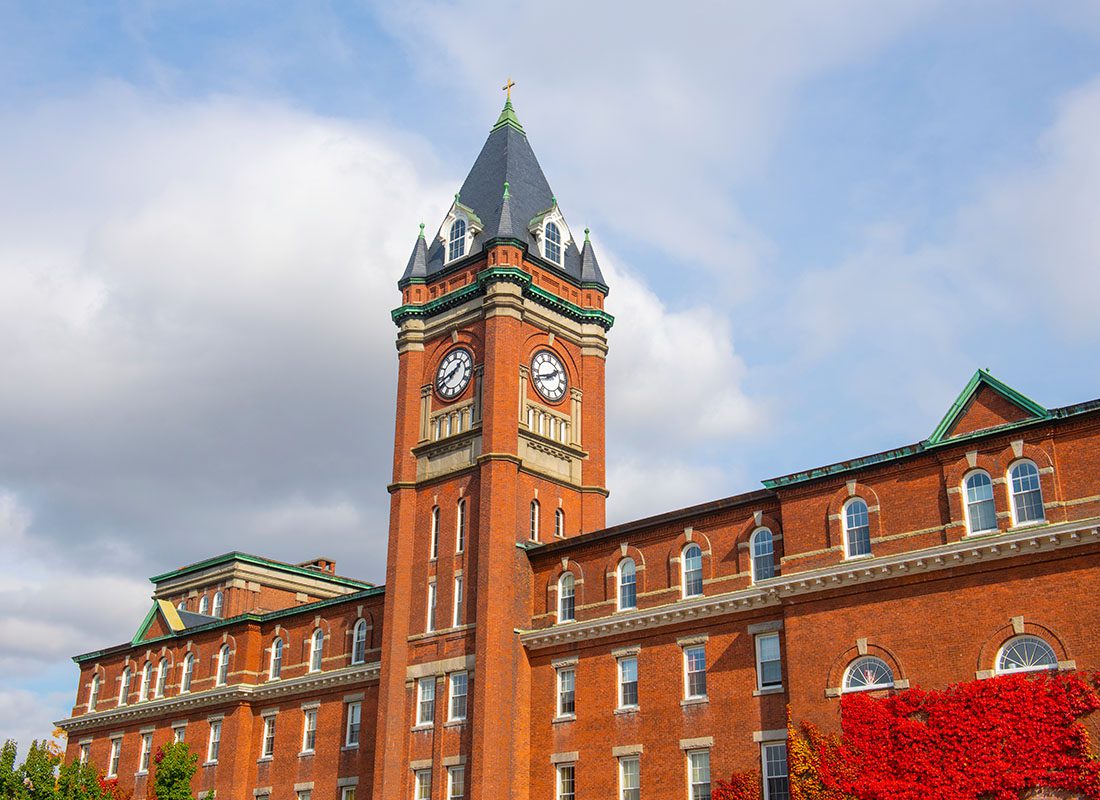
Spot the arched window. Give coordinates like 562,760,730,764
212,591,224,618
139,661,152,701
544,222,562,264
269,638,283,680
119,667,132,706
177,600,186,611
430,506,440,559
558,573,575,623
198,595,209,615
216,645,230,686
310,629,324,673
964,471,997,534
352,619,368,665
843,656,895,692
180,653,194,693
530,500,540,542
448,219,467,262
843,499,872,558
618,558,637,611
1009,461,1045,525
555,508,565,538
456,499,466,553
682,544,703,598
751,528,775,582
996,635,1058,675
155,658,168,698
88,673,100,712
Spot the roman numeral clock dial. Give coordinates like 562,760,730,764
436,348,473,400
531,350,567,403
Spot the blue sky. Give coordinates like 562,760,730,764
1,0,1100,749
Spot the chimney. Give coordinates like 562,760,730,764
299,557,337,575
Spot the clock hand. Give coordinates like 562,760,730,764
441,363,460,384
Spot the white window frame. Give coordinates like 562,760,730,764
430,506,440,560
456,499,466,553
842,497,872,558
683,645,707,700
119,666,131,706
619,755,640,800
687,750,711,800
751,527,775,582
447,216,468,264
352,619,368,665
995,634,1059,675
415,768,432,800
139,661,152,702
207,719,222,763
212,590,224,618
260,715,276,759
426,581,437,633
530,499,540,541
417,676,436,726
453,575,463,628
555,508,565,538
216,644,230,686
345,700,361,747
155,658,167,698
138,732,152,773
618,656,639,710
180,653,194,693
755,632,783,691
617,558,637,611
1008,459,1046,527
761,742,789,800
681,544,703,598
449,671,468,721
87,673,100,712
556,763,576,800
842,656,895,692
108,738,121,777
556,666,576,718
301,707,317,753
963,470,998,535
341,788,356,800
309,629,324,673
544,221,564,265
198,594,209,615
447,765,465,800
269,637,283,680
557,572,575,623
79,743,90,765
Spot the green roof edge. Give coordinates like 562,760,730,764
927,369,1050,445
491,98,525,134
130,602,160,646
75,585,386,664
149,551,374,590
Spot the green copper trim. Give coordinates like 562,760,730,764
491,98,525,134
149,551,374,590
503,181,510,199
418,222,425,238
131,603,160,646
927,369,1050,445
75,586,386,664
391,266,614,330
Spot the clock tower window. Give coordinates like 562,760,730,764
530,500,541,542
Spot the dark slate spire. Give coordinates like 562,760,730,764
422,98,585,281
399,223,428,285
580,228,608,291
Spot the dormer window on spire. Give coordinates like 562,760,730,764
545,222,562,265
448,219,467,261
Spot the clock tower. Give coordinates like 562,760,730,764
372,95,612,800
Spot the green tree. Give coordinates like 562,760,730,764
55,759,116,800
15,740,61,799
152,742,197,800
1,740,20,798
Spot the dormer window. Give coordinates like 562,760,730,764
448,219,467,262
544,222,562,264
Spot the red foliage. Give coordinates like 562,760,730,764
713,771,760,800
819,672,1100,800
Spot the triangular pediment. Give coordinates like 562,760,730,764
927,370,1049,444
131,599,187,645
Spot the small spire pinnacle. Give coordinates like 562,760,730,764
454,192,460,203
503,181,510,199
418,222,425,238
492,85,526,134
584,227,590,242
551,195,557,208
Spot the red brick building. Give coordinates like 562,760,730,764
58,97,1100,800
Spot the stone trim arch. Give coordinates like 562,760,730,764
826,482,882,553
735,513,784,576
546,558,586,616
976,618,1072,678
602,544,647,602
824,640,907,698
668,529,714,588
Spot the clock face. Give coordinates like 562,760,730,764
531,349,567,403
436,348,473,400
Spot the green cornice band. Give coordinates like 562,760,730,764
391,267,615,331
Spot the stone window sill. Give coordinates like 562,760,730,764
298,751,314,758
615,705,640,716
205,760,220,767
411,723,433,732
444,719,467,728
256,756,272,764
681,696,709,708
341,744,359,752
753,686,784,697
552,714,576,724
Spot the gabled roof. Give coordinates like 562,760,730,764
149,551,373,591
409,99,585,286
927,369,1050,444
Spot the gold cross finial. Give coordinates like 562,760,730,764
502,78,516,101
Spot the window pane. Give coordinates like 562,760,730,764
620,657,639,707
764,743,790,800
997,635,1057,674
558,765,575,800
845,500,871,556
620,757,640,800
844,656,894,691
965,472,997,532
1011,462,1045,523
683,545,703,596
689,751,711,800
753,530,775,580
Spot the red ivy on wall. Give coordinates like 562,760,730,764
720,672,1100,800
